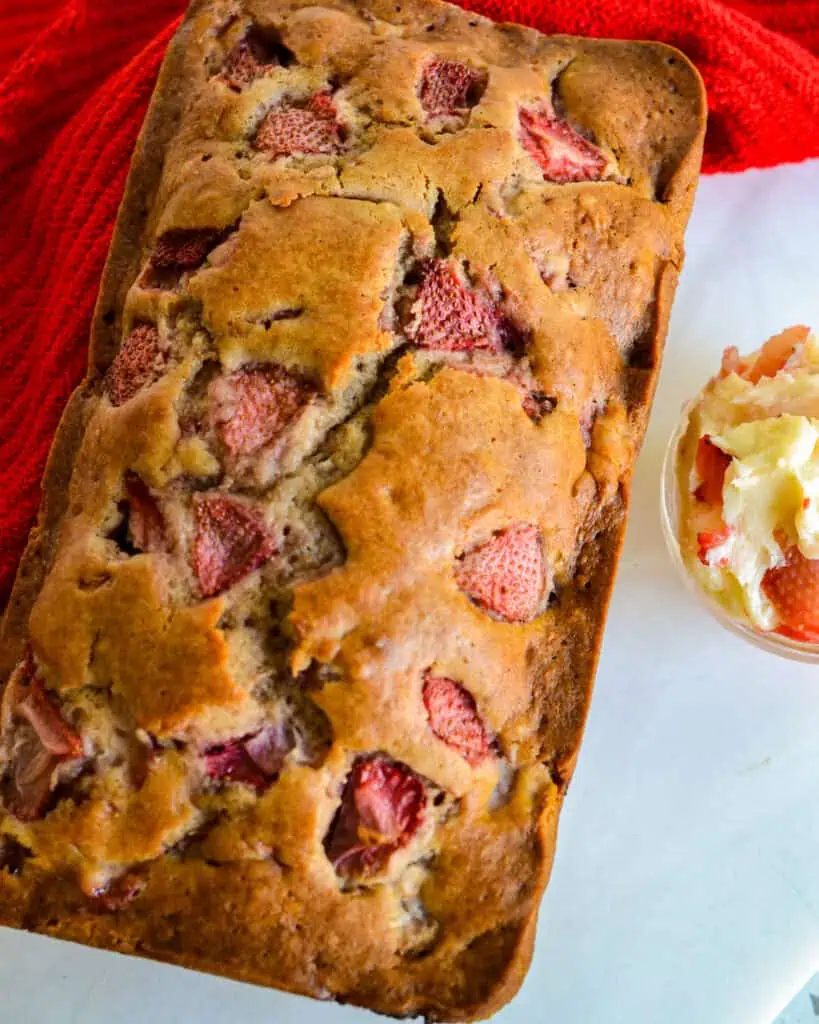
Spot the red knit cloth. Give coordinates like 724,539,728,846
1,0,819,605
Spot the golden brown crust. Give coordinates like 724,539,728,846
0,1,706,1019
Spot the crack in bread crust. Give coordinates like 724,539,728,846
0,0,706,1019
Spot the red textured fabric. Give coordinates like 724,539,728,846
2,0,819,607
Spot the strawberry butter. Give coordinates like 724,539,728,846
677,326,819,643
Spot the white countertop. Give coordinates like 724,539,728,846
4,160,819,1024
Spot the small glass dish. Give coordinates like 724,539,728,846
660,401,819,664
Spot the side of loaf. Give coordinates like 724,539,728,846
0,1,706,1019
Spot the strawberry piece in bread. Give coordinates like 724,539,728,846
407,259,507,353
89,872,146,913
209,365,311,458
519,103,607,184
255,94,343,158
422,675,493,766
762,543,819,642
456,523,546,622
15,679,83,760
324,755,426,879
105,325,168,407
124,474,165,553
4,664,83,822
191,495,277,598
519,388,555,423
204,740,269,792
419,59,486,119
151,229,223,272
204,725,294,791
221,31,279,90
243,723,294,776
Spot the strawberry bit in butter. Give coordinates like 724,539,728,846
697,525,732,569
679,326,819,642
690,435,734,569
694,437,731,505
762,539,819,643
720,325,810,385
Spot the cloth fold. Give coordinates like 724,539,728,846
1,0,819,603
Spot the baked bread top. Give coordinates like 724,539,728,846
0,1,705,1019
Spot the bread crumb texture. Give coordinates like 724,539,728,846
0,1,705,1019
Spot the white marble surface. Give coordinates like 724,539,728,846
4,161,819,1024
775,969,819,1023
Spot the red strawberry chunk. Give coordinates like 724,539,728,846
719,346,750,379
308,92,337,120
244,722,294,776
191,495,277,598
16,677,83,758
324,755,426,879
519,103,607,184
763,544,819,643
696,525,733,568
746,325,811,384
720,328,811,383
125,474,165,553
407,259,506,353
520,389,554,422
209,365,311,457
255,94,342,158
151,228,223,272
105,325,167,407
694,436,732,506
422,675,493,766
89,871,145,913
7,728,61,823
221,32,278,91
204,740,269,792
5,670,83,823
420,59,486,119
456,523,546,623
204,722,294,792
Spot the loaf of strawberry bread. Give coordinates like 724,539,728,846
0,1,706,1018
